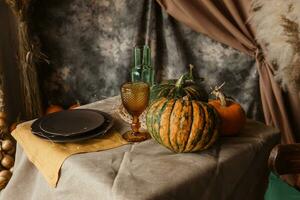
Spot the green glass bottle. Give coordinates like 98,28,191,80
131,45,155,86
141,45,154,86
131,47,142,82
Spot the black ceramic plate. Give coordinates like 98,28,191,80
31,110,114,143
39,109,105,136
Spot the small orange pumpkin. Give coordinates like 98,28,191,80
0,112,6,119
208,84,246,136
68,101,80,109
9,122,18,133
9,115,22,133
45,105,63,115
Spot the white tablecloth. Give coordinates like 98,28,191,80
0,96,280,200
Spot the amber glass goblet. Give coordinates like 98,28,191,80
120,82,150,142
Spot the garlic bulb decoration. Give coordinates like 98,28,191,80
0,118,5,128
0,176,8,189
6,147,15,156
1,154,14,169
0,170,12,179
1,139,14,151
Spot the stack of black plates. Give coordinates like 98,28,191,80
31,109,114,143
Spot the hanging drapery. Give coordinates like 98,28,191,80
156,0,300,186
5,0,45,119
250,0,300,143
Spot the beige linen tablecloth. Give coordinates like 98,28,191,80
0,96,280,200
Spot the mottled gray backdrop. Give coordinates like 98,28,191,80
30,0,263,121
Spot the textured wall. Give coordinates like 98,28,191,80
31,0,263,121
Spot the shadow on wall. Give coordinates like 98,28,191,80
27,0,263,121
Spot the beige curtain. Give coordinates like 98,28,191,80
156,0,300,186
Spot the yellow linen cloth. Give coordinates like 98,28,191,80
12,120,128,188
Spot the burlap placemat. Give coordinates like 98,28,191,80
12,120,128,187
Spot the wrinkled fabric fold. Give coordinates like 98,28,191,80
156,0,256,54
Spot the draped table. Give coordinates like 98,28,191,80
0,96,280,200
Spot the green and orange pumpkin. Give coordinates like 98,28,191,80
146,97,219,153
146,67,219,153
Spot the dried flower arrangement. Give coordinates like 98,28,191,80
5,0,48,119
251,0,300,91
281,16,300,89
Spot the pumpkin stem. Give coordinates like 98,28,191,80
174,74,188,98
189,64,194,79
218,92,227,107
176,64,195,89
211,82,227,107
175,74,186,89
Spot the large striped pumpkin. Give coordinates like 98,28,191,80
146,97,219,153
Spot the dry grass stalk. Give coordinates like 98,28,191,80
250,0,300,91
281,16,300,89
5,0,44,119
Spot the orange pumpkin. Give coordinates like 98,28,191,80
9,115,22,133
0,112,6,119
68,101,80,109
208,85,246,136
9,122,18,133
45,105,63,115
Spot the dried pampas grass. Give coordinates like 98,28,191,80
5,0,46,119
251,0,300,91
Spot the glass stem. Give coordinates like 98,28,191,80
131,115,140,135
